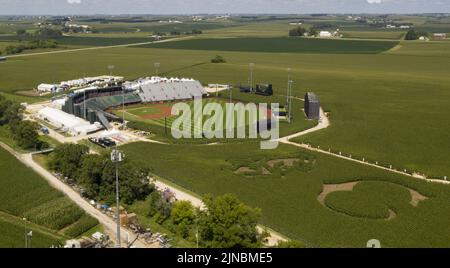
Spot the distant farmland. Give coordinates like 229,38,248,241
141,37,399,54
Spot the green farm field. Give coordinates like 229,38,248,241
140,37,399,54
1,39,450,176
0,147,99,247
122,141,450,247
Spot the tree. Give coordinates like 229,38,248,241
171,201,196,238
211,55,226,63
100,160,153,205
0,96,23,126
309,28,317,37
48,143,89,179
148,191,172,224
289,26,306,37
10,120,42,150
16,29,27,35
405,29,419,40
78,154,106,198
198,194,265,248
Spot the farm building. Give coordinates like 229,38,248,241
433,33,447,39
319,31,332,38
38,107,102,135
304,92,320,120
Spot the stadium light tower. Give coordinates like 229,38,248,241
249,63,255,92
111,149,125,248
288,80,293,123
108,65,115,77
154,62,160,77
286,68,292,109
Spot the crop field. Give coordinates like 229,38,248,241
0,39,449,177
141,37,399,54
0,147,98,247
122,141,450,247
0,212,64,248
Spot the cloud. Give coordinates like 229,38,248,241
67,0,82,4
367,0,383,4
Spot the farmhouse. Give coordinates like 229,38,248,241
304,92,320,120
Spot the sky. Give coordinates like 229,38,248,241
0,0,449,15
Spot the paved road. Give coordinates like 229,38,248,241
4,36,192,59
0,141,158,248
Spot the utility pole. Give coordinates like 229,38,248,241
286,68,291,110
154,62,160,77
122,87,125,129
111,149,125,248
108,65,115,78
249,63,255,92
23,218,27,248
84,89,86,119
288,80,293,123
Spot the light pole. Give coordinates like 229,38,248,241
249,63,255,92
288,80,293,123
154,62,160,77
111,149,125,248
23,218,27,248
286,68,291,109
108,65,115,78
122,87,126,129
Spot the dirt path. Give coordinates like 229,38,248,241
317,182,359,205
0,141,157,248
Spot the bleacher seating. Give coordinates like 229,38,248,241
138,80,207,103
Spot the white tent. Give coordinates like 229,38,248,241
38,107,102,135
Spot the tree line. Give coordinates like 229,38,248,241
289,26,317,37
0,95,47,150
2,39,58,55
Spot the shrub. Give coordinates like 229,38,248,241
211,55,226,63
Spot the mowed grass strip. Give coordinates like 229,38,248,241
141,37,399,54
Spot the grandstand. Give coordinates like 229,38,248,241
61,77,208,129
62,86,141,129
125,77,208,103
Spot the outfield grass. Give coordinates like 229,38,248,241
122,141,450,248
0,146,98,247
141,37,399,54
115,96,315,143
